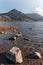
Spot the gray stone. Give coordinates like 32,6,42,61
25,52,42,59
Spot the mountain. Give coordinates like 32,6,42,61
26,13,43,21
0,9,34,21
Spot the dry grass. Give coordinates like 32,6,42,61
0,25,18,31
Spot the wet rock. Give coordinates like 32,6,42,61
8,36,16,40
25,52,41,59
6,47,23,63
14,36,16,40
15,32,22,37
0,31,5,34
23,37,30,41
5,32,12,35
29,28,32,30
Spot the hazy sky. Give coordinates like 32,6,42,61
0,0,43,15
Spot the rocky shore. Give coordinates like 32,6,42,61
0,25,43,65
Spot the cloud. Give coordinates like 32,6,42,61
34,7,43,16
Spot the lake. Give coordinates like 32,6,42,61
0,21,43,44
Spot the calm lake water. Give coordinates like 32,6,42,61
0,21,43,44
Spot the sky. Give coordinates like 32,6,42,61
0,0,43,16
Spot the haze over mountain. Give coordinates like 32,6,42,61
26,13,43,21
0,9,34,21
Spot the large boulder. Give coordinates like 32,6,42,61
6,47,23,63
25,52,42,59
